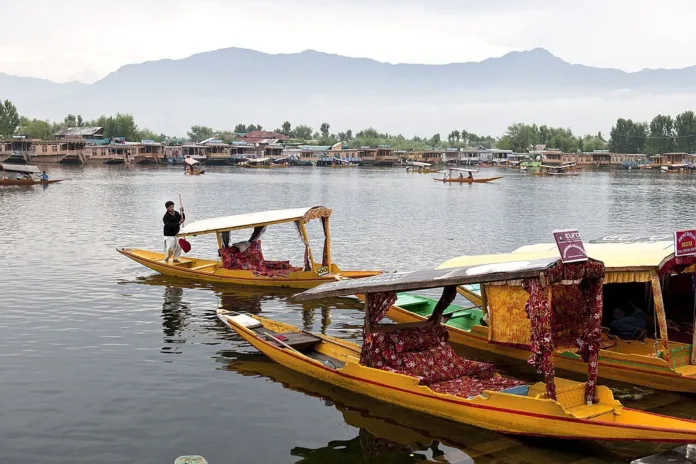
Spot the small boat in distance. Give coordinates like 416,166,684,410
184,156,205,175
118,206,382,290
0,163,62,186
220,252,696,442
406,161,440,173
434,167,502,183
330,158,357,168
536,163,579,176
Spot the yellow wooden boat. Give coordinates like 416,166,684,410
220,256,696,442
434,167,503,183
118,206,381,290
1,163,62,186
390,234,696,392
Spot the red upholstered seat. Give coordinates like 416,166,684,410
220,240,301,277
428,374,525,398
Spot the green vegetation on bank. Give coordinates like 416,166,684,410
1,98,696,155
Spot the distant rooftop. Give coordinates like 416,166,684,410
55,126,103,137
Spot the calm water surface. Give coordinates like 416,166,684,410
2,165,696,463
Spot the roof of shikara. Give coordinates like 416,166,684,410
438,234,675,274
1,163,40,174
178,206,332,236
294,257,562,301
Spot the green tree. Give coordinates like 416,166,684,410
430,133,441,147
320,122,330,138
234,124,247,133
187,125,214,142
247,124,262,132
646,114,675,155
502,123,538,152
346,129,353,140
0,99,20,138
281,121,292,136
292,125,313,140
609,118,648,154
217,130,238,143
675,111,696,153
17,117,54,139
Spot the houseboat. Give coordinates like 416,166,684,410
0,138,35,164
33,139,87,164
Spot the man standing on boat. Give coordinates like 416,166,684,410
163,201,185,263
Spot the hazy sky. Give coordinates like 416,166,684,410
2,0,696,83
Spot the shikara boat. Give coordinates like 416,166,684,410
406,161,440,173
536,163,579,176
391,234,696,392
242,157,285,168
183,156,205,175
118,206,382,290
434,167,502,183
329,158,357,168
0,163,62,186
220,255,696,442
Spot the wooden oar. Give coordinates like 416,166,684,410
178,194,192,253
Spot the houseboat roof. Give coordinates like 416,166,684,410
294,256,563,301
178,206,332,236
54,127,103,137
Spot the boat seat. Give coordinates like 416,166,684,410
189,263,217,272
254,327,321,352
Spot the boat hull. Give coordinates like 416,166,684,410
435,177,503,183
218,312,696,442
118,248,381,289
184,169,206,175
388,297,696,393
0,179,62,186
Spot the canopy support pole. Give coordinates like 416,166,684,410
322,217,332,270
650,271,671,364
215,232,223,263
430,286,458,324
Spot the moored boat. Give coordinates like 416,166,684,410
184,156,205,175
118,206,382,290
391,233,696,392
220,254,696,442
536,163,579,176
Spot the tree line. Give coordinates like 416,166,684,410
2,97,696,155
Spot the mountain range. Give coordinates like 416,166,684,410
3,48,696,136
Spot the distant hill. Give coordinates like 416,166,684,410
5,48,696,136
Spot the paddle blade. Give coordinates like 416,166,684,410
179,238,191,253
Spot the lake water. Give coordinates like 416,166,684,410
2,165,696,464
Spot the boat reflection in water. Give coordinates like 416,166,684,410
218,355,642,464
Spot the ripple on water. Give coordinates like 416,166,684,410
1,165,695,463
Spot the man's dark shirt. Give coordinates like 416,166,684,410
163,211,184,236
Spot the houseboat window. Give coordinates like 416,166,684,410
52,146,57,153
42,145,47,153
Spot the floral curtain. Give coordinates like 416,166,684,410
522,279,556,400
359,291,397,365
522,260,605,403
321,216,329,267
294,221,312,271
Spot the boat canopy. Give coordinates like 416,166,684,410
333,158,351,164
409,161,431,167
437,234,685,283
295,257,560,300
178,206,332,236
248,157,270,163
1,163,40,174
184,157,200,166
447,167,479,173
273,156,290,162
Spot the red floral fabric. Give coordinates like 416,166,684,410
360,292,398,366
659,255,696,277
428,374,525,398
522,260,604,403
522,279,556,400
220,240,301,277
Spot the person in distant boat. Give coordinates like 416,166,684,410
459,172,464,180
468,171,474,180
40,171,48,181
163,200,185,263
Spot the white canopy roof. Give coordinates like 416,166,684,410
1,163,40,174
247,157,270,163
409,161,432,167
184,157,200,165
448,167,479,173
178,206,332,236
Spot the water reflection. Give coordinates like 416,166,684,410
218,354,638,464
161,285,188,337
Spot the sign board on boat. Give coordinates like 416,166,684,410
553,229,588,263
675,230,696,257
